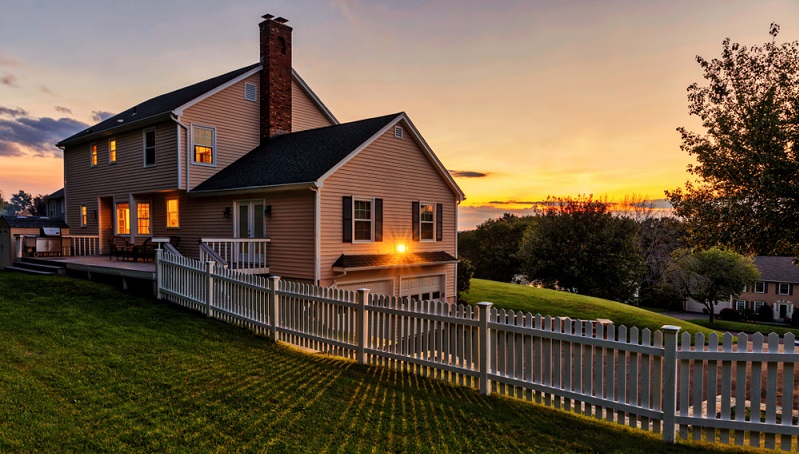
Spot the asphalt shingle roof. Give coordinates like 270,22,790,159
753,256,799,283
57,63,261,147
192,113,401,192
1,216,68,229
332,251,457,270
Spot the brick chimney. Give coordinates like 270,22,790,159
259,14,292,141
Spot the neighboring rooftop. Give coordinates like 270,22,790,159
1,216,69,229
753,256,799,283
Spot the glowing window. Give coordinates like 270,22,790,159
166,198,179,228
80,205,88,227
137,202,150,235
90,143,98,166
109,139,117,163
193,126,214,164
420,203,434,241
116,203,130,235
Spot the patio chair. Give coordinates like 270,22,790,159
134,238,155,262
109,236,133,261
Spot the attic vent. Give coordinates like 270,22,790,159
394,126,403,139
244,82,257,102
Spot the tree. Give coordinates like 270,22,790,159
636,217,684,309
668,247,760,323
0,190,7,215
666,24,799,255
8,190,33,215
517,195,643,302
30,194,46,216
458,213,536,282
457,258,475,301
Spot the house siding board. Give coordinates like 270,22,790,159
320,126,458,302
292,79,334,131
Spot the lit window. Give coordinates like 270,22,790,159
192,126,215,164
779,282,791,295
80,205,88,227
755,281,766,293
116,203,130,235
109,139,117,163
354,199,372,241
166,198,179,228
137,202,150,235
420,203,434,241
144,129,156,167
90,143,98,166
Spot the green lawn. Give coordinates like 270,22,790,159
0,272,761,452
688,318,799,338
461,279,719,336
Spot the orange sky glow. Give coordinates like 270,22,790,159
1,0,798,229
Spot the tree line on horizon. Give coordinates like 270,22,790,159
0,190,48,217
459,24,798,323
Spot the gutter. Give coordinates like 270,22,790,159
187,182,321,197
57,112,174,148
170,114,189,191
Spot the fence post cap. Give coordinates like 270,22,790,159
661,325,681,333
357,288,370,293
477,302,493,308
268,275,281,281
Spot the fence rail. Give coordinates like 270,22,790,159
155,250,799,450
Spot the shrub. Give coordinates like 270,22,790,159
718,307,741,321
791,310,799,327
757,304,774,322
457,258,475,301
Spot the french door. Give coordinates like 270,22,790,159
234,200,265,264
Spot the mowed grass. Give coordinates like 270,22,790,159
689,319,799,338
0,273,760,453
461,279,718,336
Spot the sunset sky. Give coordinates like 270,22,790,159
1,0,798,229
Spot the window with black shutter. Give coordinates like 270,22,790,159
412,201,420,241
343,196,352,242
436,203,443,241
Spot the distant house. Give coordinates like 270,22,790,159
55,14,464,303
684,256,798,321
44,188,65,219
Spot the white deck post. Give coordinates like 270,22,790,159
269,276,281,342
205,261,215,318
478,302,493,396
661,325,681,443
356,288,370,365
154,248,162,299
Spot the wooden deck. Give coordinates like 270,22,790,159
41,255,156,281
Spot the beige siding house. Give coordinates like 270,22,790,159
57,14,464,303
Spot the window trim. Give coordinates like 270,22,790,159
755,281,766,293
166,197,180,229
778,282,791,295
115,202,130,236
90,142,98,167
143,128,156,167
108,138,117,164
352,197,374,243
137,201,151,236
80,205,88,227
735,300,746,312
191,124,216,166
419,201,435,242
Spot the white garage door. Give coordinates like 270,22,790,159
336,279,393,296
401,275,444,302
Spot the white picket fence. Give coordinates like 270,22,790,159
155,251,799,450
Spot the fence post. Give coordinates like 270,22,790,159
357,288,370,365
205,261,215,318
154,248,162,299
661,325,681,443
269,276,281,342
478,302,493,396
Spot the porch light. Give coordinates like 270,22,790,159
396,243,407,254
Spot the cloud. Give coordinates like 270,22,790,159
0,54,21,67
91,111,114,122
0,111,89,157
488,200,537,205
1,73,18,87
449,170,489,178
40,85,54,95
54,106,73,115
0,106,28,117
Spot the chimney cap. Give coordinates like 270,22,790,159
274,16,289,23
262,14,274,20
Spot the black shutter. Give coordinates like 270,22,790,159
343,196,352,242
412,201,420,241
436,203,443,241
375,198,383,242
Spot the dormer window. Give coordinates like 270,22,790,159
192,125,215,165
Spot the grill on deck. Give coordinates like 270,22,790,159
23,227,66,256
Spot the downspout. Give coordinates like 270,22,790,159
170,114,189,191
311,185,322,285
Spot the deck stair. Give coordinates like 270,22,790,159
6,257,67,276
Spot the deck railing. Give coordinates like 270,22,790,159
68,235,101,256
199,238,271,274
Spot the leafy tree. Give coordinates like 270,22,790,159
668,247,760,323
8,190,33,215
0,190,7,215
30,194,46,216
458,213,536,282
636,217,684,309
666,24,799,255
517,195,643,302
457,258,475,301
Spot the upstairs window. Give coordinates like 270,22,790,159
342,196,382,243
166,198,180,228
90,143,98,166
778,282,792,295
755,281,766,293
412,201,443,242
354,199,373,242
80,205,88,227
137,202,151,235
192,126,215,165
116,202,130,235
109,139,117,163
144,129,156,167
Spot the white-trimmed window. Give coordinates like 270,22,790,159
166,198,180,229
109,138,117,163
419,203,434,241
353,198,373,242
735,300,746,312
137,202,151,235
144,128,156,167
192,125,215,165
116,202,130,235
755,281,766,293
778,282,791,295
244,82,257,102
754,301,765,312
90,143,98,166
80,205,88,227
